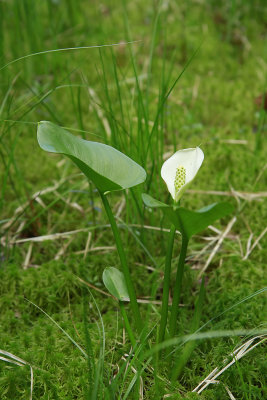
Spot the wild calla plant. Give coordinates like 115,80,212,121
37,121,146,334
38,124,234,383
142,147,233,381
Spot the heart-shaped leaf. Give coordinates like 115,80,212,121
37,121,146,193
102,267,130,302
142,194,234,239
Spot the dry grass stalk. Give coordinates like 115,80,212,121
198,217,237,279
75,246,116,255
192,335,266,395
188,189,267,201
11,228,90,244
54,190,84,213
23,242,33,269
54,237,74,260
88,87,111,136
242,226,267,260
83,231,92,260
122,354,144,399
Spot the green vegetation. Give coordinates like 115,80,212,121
0,0,266,399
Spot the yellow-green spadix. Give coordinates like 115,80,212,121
161,147,204,202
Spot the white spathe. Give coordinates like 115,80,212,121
161,147,204,202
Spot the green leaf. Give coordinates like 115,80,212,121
142,193,168,208
170,202,234,238
142,193,234,239
37,121,146,193
102,267,130,302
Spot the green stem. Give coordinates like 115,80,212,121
158,224,176,343
169,234,189,338
119,301,136,348
99,191,142,334
171,278,205,382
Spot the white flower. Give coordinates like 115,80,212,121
161,147,204,202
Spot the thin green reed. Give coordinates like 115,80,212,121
122,0,150,168
255,90,266,153
171,278,205,381
65,0,77,26
0,0,4,66
77,86,85,135
168,234,189,338
22,0,40,54
144,43,202,167
98,48,119,149
82,292,96,398
158,224,176,343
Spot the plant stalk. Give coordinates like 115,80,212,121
119,301,136,348
169,234,189,338
171,278,205,381
158,224,176,343
99,191,142,334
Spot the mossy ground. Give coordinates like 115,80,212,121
0,0,266,399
